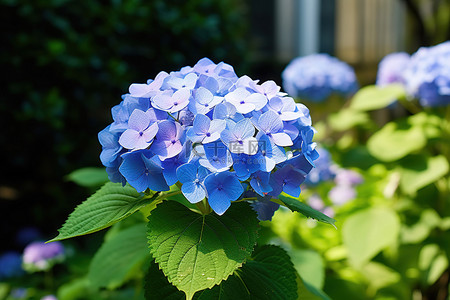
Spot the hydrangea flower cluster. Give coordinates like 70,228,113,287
328,169,363,206
304,147,336,186
308,194,335,218
281,54,358,102
0,251,23,280
22,241,65,272
99,58,318,216
376,52,410,87
403,41,450,107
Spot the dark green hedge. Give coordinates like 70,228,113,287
0,0,251,246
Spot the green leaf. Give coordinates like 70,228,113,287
277,195,336,227
328,109,371,131
145,260,186,300
147,201,259,299
145,245,299,300
297,273,331,300
66,167,109,187
418,244,449,285
350,84,405,111
361,262,401,292
88,223,150,289
367,119,427,162
342,207,400,268
398,155,449,194
49,182,154,242
289,249,325,289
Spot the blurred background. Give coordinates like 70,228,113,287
1,0,449,299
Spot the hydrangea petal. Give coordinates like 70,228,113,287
181,182,206,204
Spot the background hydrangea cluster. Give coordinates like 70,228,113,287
377,41,450,107
281,53,359,102
376,52,410,87
99,58,318,217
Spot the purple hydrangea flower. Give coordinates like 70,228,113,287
308,194,335,218
22,242,65,272
328,185,356,206
334,169,363,186
0,252,24,279
99,57,319,215
150,120,185,160
328,168,363,206
376,52,410,86
282,53,358,102
118,109,159,150
41,295,58,300
403,41,450,107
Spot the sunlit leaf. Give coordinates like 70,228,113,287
147,201,259,299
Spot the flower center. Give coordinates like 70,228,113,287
206,132,211,137
171,140,177,144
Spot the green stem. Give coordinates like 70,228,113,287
196,198,212,215
155,190,182,201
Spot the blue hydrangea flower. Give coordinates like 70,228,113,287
204,171,244,215
199,141,232,172
250,195,280,221
269,165,307,198
304,147,336,185
15,227,42,247
99,125,123,167
176,163,209,203
249,171,273,196
403,41,450,107
119,151,169,192
255,111,293,147
186,114,226,144
0,252,24,279
376,52,410,86
22,242,65,272
99,57,319,215
189,87,223,114
220,118,258,155
282,53,358,102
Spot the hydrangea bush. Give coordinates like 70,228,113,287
403,41,450,107
51,58,336,299
282,54,358,102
